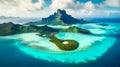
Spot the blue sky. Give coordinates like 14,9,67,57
0,0,120,18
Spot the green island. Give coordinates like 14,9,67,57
37,33,79,51
49,36,79,51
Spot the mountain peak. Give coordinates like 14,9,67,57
26,9,88,25
56,9,66,15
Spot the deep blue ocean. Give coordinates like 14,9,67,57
0,18,120,67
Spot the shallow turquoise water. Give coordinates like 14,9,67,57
0,32,116,64
0,22,120,67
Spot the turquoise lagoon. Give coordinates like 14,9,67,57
0,22,120,65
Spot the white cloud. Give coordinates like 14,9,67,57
0,0,44,17
0,0,119,18
66,9,94,18
50,0,104,17
50,0,81,10
49,0,120,18
84,1,95,9
103,10,120,16
104,0,120,7
50,0,98,10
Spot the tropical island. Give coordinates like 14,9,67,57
0,9,108,51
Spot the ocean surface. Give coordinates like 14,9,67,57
0,20,120,67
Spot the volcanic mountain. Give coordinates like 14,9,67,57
25,9,88,25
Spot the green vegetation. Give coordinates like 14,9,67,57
0,22,14,36
49,35,79,51
97,23,109,26
0,22,91,36
61,26,92,34
0,22,58,36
